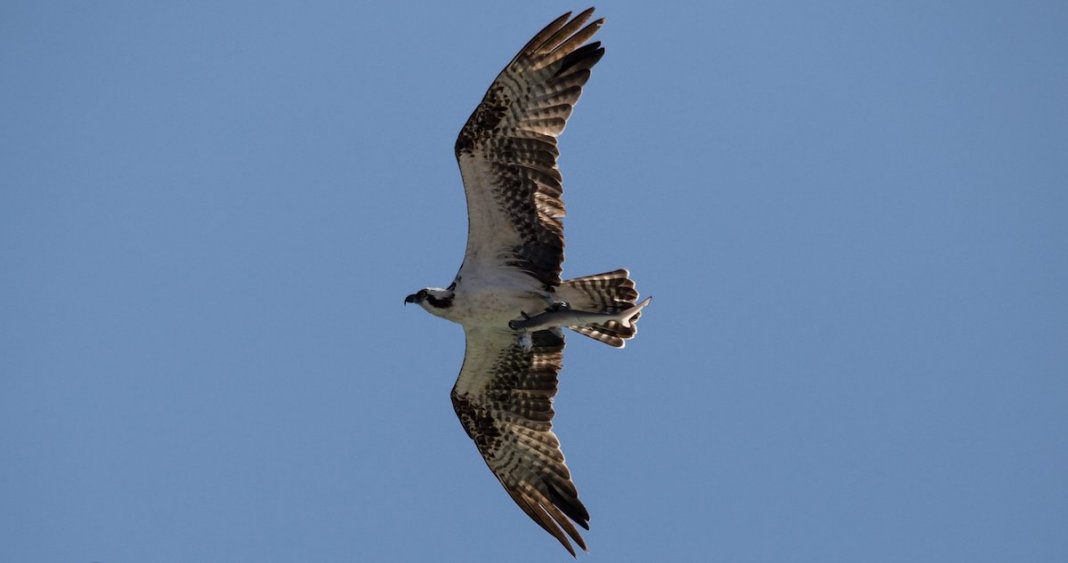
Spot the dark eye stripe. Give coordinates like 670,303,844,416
427,294,454,309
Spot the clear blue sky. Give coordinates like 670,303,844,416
3,1,1066,562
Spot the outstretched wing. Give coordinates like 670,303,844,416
455,9,605,289
451,328,589,556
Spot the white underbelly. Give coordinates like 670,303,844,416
453,286,548,327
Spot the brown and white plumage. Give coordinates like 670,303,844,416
454,8,604,290
558,269,642,348
451,327,588,555
405,8,649,556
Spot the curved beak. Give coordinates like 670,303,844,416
404,293,418,306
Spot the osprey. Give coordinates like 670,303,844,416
405,8,650,556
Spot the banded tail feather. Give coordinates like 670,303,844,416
557,269,648,348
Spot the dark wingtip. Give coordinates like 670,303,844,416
543,477,591,531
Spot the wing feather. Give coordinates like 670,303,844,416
455,9,606,289
451,328,589,555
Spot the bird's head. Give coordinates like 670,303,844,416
404,287,455,317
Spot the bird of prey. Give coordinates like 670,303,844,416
405,8,650,556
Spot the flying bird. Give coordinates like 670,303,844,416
405,8,650,556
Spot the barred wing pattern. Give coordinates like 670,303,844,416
455,9,605,289
451,328,589,556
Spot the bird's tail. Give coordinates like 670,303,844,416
557,269,649,348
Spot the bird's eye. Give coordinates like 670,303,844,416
418,289,428,299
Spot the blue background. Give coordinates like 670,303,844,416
3,1,1066,561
